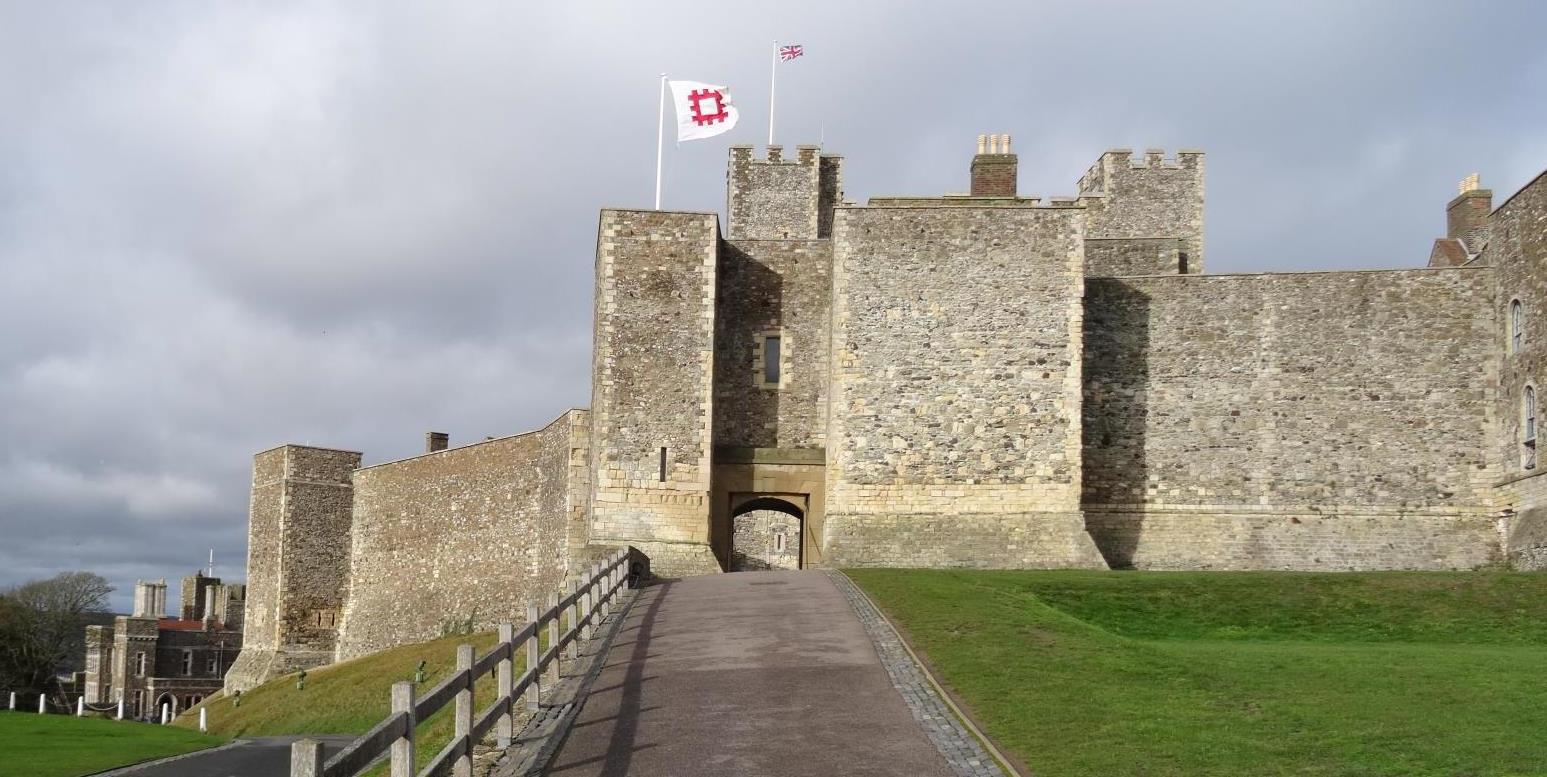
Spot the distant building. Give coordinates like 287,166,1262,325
83,573,244,720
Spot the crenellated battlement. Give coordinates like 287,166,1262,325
1079,148,1203,195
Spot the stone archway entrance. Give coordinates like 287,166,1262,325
730,497,803,571
155,693,176,723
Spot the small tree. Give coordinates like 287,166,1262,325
0,572,113,699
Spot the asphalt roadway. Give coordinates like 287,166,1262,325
101,735,360,777
545,570,955,777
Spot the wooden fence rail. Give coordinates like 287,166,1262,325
291,548,635,777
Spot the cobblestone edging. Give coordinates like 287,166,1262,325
826,570,1013,777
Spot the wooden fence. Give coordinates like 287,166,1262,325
290,548,635,777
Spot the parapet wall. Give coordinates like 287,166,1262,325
824,205,1105,568
1082,268,1500,570
728,145,836,240
334,410,587,659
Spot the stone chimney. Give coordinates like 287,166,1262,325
1447,173,1492,252
426,432,449,453
970,133,1017,197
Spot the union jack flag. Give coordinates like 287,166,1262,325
779,44,804,62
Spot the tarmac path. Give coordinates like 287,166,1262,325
99,735,360,777
545,570,957,777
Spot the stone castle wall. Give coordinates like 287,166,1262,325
1488,171,1547,569
1082,268,1500,569
589,209,722,575
335,410,586,659
714,240,832,450
824,204,1105,568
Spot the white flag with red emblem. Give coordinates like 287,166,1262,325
668,80,740,141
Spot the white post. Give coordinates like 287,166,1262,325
116,698,124,720
654,73,667,210
38,695,46,714
768,40,778,146
8,691,14,710
76,698,84,717
160,704,168,724
199,707,208,733
390,681,416,777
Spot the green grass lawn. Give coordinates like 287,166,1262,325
847,569,1547,777
175,629,534,775
0,710,225,777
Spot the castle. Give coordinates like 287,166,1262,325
225,135,1547,691
82,574,245,720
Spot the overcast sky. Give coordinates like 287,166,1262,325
1,0,1544,613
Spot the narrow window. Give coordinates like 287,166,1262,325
134,652,146,677
763,335,782,385
1178,252,1189,275
207,655,218,674
1525,385,1537,470
1512,299,1524,353
774,532,787,553
658,447,667,482
181,650,193,676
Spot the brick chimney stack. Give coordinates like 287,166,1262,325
970,133,1017,197
1446,173,1492,252
426,432,449,453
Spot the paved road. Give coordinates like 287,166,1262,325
104,735,361,777
546,570,957,777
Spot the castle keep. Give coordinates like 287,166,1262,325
227,135,1547,689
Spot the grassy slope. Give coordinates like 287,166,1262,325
175,630,528,774
0,711,225,777
848,569,1547,777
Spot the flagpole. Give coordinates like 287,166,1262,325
768,40,777,146
655,73,666,210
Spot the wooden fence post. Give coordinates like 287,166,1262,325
580,575,594,643
496,623,514,748
291,738,325,777
390,681,415,777
525,604,541,711
453,644,474,777
565,580,580,660
597,562,610,619
547,593,562,683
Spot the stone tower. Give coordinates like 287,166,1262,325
1078,148,1205,276
224,444,359,691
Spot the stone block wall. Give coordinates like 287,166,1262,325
714,240,831,449
1488,171,1547,568
1083,268,1500,569
1079,149,1204,273
590,209,722,575
825,204,1105,567
225,445,359,691
335,410,584,659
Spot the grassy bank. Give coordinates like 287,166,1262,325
848,569,1547,777
175,630,514,774
0,711,225,777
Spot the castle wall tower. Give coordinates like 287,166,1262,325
728,145,842,240
589,209,722,575
224,444,359,692
83,625,113,704
179,572,218,621
1079,148,1205,276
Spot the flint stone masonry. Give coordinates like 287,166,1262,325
226,445,359,691
826,204,1105,567
335,410,587,659
1080,149,1205,273
589,209,721,576
1083,269,1499,569
714,240,832,449
728,145,835,240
